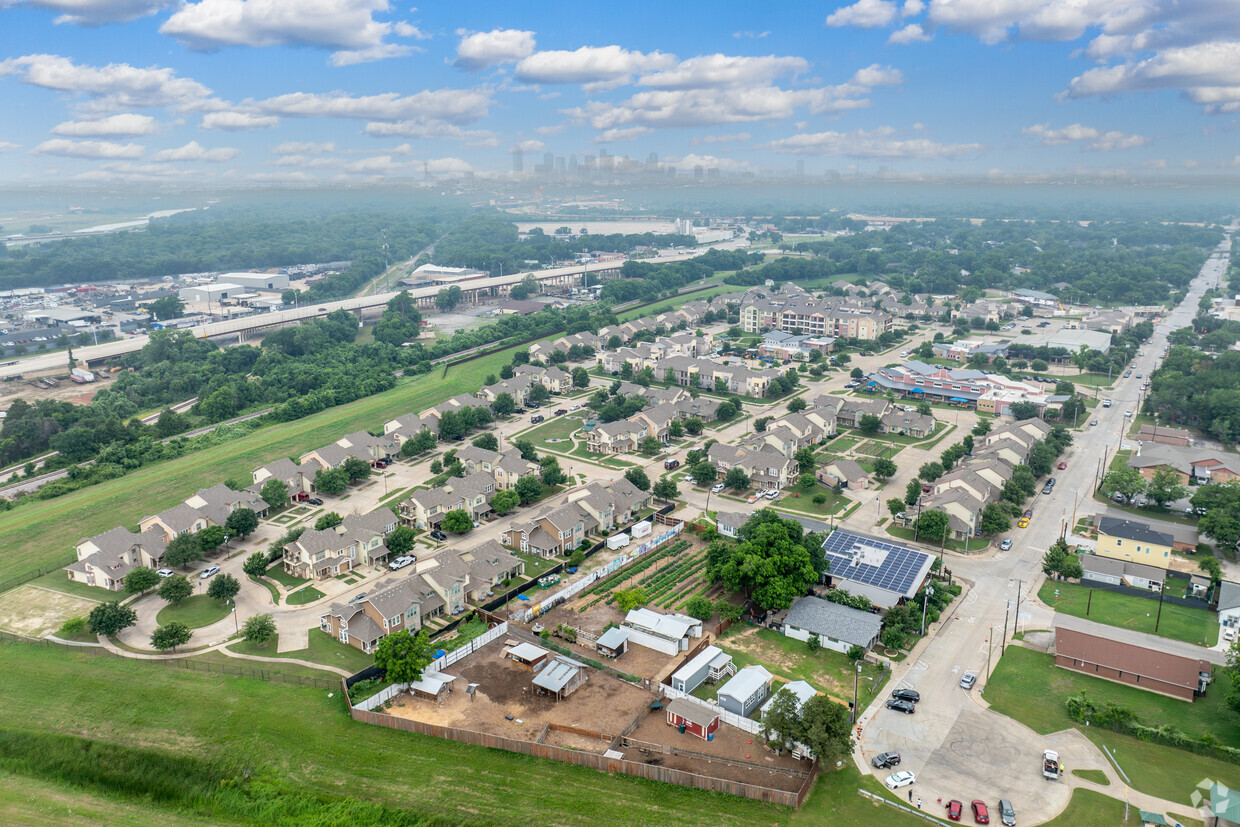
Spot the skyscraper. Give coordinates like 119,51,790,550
511,148,523,174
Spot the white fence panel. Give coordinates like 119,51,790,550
355,622,510,710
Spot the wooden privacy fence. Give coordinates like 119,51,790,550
349,705,809,807
619,735,810,779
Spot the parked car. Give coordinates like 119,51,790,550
886,699,916,715
1124,410,1133,417
1023,509,1033,518
1042,483,1054,495
1112,492,1127,504
554,409,568,416
199,565,220,580
1224,628,1236,642
884,771,916,790
570,404,582,412
429,529,447,541
1057,461,1067,470
999,538,1013,551
531,414,544,424
711,483,725,493
891,688,920,703
1018,517,1030,528
764,488,779,499
664,459,681,470
156,568,174,578
1090,419,1099,426
960,672,977,690
747,494,760,504
871,751,902,769
388,555,416,571
948,800,963,821
307,497,324,506
997,799,1016,826
347,592,367,604
294,492,310,501
972,800,990,824
682,474,693,483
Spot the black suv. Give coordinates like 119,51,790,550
429,529,447,541
885,699,916,715
871,751,902,769
891,688,920,703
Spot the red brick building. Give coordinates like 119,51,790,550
1054,627,1212,702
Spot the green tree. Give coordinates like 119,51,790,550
887,498,906,519
724,467,751,491
712,512,816,610
149,295,185,321
615,587,648,613
904,478,923,505
341,456,372,482
490,392,516,416
872,457,897,480
857,413,882,434
315,511,343,531
207,573,241,603
1028,442,1055,476
441,509,473,534
799,694,852,764
242,613,277,646
788,397,807,413
407,429,438,454
163,533,203,568
794,447,817,472
1031,359,1048,372
1146,466,1189,508
572,366,591,388
624,467,651,491
197,525,226,553
429,459,443,475
805,633,822,654
762,687,805,751
515,476,543,503
386,526,418,555
797,472,817,492
684,595,715,621
639,436,662,455
87,601,137,636
529,384,551,405
490,489,520,516
374,628,435,683
1104,467,1146,500
754,416,772,433
1009,401,1040,421
652,478,679,502
1042,539,1083,580
846,644,865,663
259,479,289,510
513,438,538,461
979,502,1011,535
434,285,463,311
242,552,269,578
690,461,718,486
158,574,193,606
155,408,188,438
668,419,684,438
914,509,950,543
568,548,585,568
123,566,160,595
468,432,498,452
225,507,259,538
540,456,567,487
918,461,944,482
151,621,193,652
685,417,704,435
314,467,349,496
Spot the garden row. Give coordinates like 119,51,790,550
577,540,692,612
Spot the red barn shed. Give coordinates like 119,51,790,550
665,697,720,741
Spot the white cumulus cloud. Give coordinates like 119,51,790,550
516,46,676,89
272,141,335,154
6,0,176,25
254,88,491,124
52,113,159,136
512,139,544,152
161,0,420,64
150,140,239,161
32,138,145,158
889,23,932,44
639,54,809,89
1023,122,1151,151
826,0,899,28
768,126,983,159
0,141,20,153
593,126,652,143
201,111,279,130
453,28,536,70
691,132,752,146
0,54,216,112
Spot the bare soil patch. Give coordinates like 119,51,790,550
0,584,99,638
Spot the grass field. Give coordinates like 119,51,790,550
984,644,1240,804
155,594,230,629
520,414,583,449
286,585,326,605
0,770,222,827
228,629,374,674
885,524,984,554
772,484,851,518
0,641,790,826
29,570,117,601
717,627,888,703
0,335,548,592
1039,581,1217,647
264,562,308,589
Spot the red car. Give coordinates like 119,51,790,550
947,800,963,821
1057,461,1067,470
294,492,310,501
972,800,990,824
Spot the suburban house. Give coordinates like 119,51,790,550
418,393,489,422
916,487,985,541
283,527,360,579
478,375,535,407
382,412,438,444
759,679,818,720
819,530,935,609
585,419,648,454
501,501,588,557
819,459,869,490
320,578,430,653
707,442,797,490
716,511,747,538
1128,443,1240,485
665,697,721,741
758,330,834,360
1135,424,1191,447
781,596,883,655
1218,581,1240,629
1054,626,1211,702
669,645,735,693
184,483,270,525
65,526,167,591
454,445,539,490
880,410,936,438
717,664,774,717
1096,517,1174,565
832,397,892,429
252,457,315,497
621,607,702,654
1079,555,1173,593
398,472,495,530
139,503,214,542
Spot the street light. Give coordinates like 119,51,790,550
230,599,239,634
920,585,934,636
851,662,862,724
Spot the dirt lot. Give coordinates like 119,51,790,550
0,584,100,637
625,714,807,792
0,375,107,411
385,638,653,742
720,626,855,698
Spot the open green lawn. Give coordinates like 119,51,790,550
228,629,373,674
154,594,230,629
520,414,583,448
0,336,539,592
792,763,930,826
264,563,308,589
285,586,326,606
984,644,1240,804
1037,788,1127,827
1039,580,1217,647
717,627,887,703
0,642,789,826
772,485,851,518
0,770,223,827
29,570,115,602
885,524,984,554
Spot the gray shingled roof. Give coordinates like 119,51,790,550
783,596,882,649
1097,516,1174,548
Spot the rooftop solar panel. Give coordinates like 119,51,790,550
820,529,934,598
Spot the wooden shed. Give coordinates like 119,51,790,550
665,697,720,741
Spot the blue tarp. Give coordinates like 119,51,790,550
909,387,923,393
517,594,531,602
950,397,968,402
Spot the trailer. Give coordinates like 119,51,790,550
1043,750,1060,780
71,367,96,383
606,533,631,550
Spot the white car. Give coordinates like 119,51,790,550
570,404,581,411
388,555,416,571
156,568,174,578
1125,410,1133,417
1224,628,1236,642
960,672,977,690
764,489,779,499
682,474,693,483
711,483,726,493
885,770,916,790
199,565,220,580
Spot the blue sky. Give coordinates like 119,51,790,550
1,0,1238,186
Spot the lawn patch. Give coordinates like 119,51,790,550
154,595,230,630
1039,580,1217,647
1071,768,1110,785
263,563,308,590
285,586,326,606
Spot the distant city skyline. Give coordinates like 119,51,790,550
1,2,1239,186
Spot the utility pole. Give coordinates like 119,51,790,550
1002,603,1010,654
1013,579,1025,635
1154,582,1166,633
851,663,861,724
986,625,994,677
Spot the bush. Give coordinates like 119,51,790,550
57,617,88,639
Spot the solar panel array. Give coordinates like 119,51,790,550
820,529,934,597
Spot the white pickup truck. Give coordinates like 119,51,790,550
1043,750,1061,780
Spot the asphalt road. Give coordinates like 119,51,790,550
855,234,1232,820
